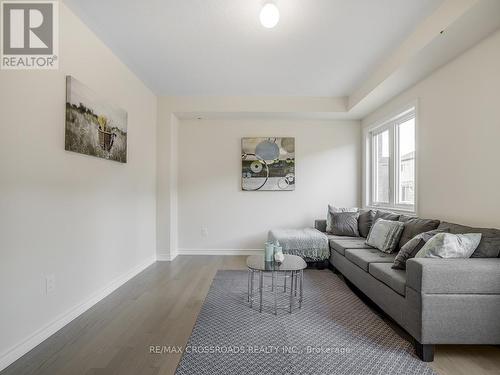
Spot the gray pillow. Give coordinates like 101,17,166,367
437,221,500,258
358,209,375,238
329,211,360,237
366,219,405,254
367,210,401,238
326,205,358,233
397,216,440,249
374,210,400,222
392,229,448,270
415,233,482,259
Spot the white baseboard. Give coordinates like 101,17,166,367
156,252,177,261
157,249,261,260
0,255,156,372
177,249,263,256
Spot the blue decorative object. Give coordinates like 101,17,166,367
264,242,274,262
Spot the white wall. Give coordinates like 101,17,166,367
155,96,353,260
0,3,157,368
177,118,360,252
362,29,500,228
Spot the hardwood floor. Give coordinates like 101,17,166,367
2,256,499,375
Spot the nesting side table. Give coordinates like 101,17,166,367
246,254,307,315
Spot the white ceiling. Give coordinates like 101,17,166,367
65,0,443,96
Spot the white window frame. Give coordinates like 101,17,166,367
363,103,418,214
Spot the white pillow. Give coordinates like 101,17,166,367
415,233,482,259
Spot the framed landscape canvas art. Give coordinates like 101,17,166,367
241,137,295,191
65,76,128,163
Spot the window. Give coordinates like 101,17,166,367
368,108,416,212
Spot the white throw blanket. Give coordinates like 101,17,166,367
268,228,329,261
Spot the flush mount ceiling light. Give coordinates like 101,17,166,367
260,2,280,28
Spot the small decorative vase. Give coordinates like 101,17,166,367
274,246,284,263
264,242,274,262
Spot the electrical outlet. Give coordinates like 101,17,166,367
45,274,55,295
201,226,208,238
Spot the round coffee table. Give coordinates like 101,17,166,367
246,254,307,315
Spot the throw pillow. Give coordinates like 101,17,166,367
367,210,401,238
437,221,500,258
329,211,360,237
397,216,440,249
358,209,375,238
415,233,482,259
366,219,405,254
326,205,358,233
392,229,448,270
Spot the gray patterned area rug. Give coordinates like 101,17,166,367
175,270,436,375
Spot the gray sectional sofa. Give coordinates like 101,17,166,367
315,212,500,362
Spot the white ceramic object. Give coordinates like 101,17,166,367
274,248,284,263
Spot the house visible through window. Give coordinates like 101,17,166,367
368,107,416,212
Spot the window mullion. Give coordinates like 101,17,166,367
389,124,395,206
370,133,374,206
394,122,400,206
372,133,376,206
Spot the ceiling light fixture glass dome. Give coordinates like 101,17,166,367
260,3,280,28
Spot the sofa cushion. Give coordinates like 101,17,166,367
329,211,360,237
326,205,358,233
345,248,396,271
330,239,372,256
415,233,482,259
437,221,500,258
367,210,401,238
392,229,448,270
369,263,407,296
327,234,363,241
397,216,440,249
358,209,375,238
374,210,400,222
366,219,405,253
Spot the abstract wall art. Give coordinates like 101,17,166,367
241,137,295,191
65,76,128,163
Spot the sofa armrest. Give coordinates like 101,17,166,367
315,219,327,233
406,258,500,294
